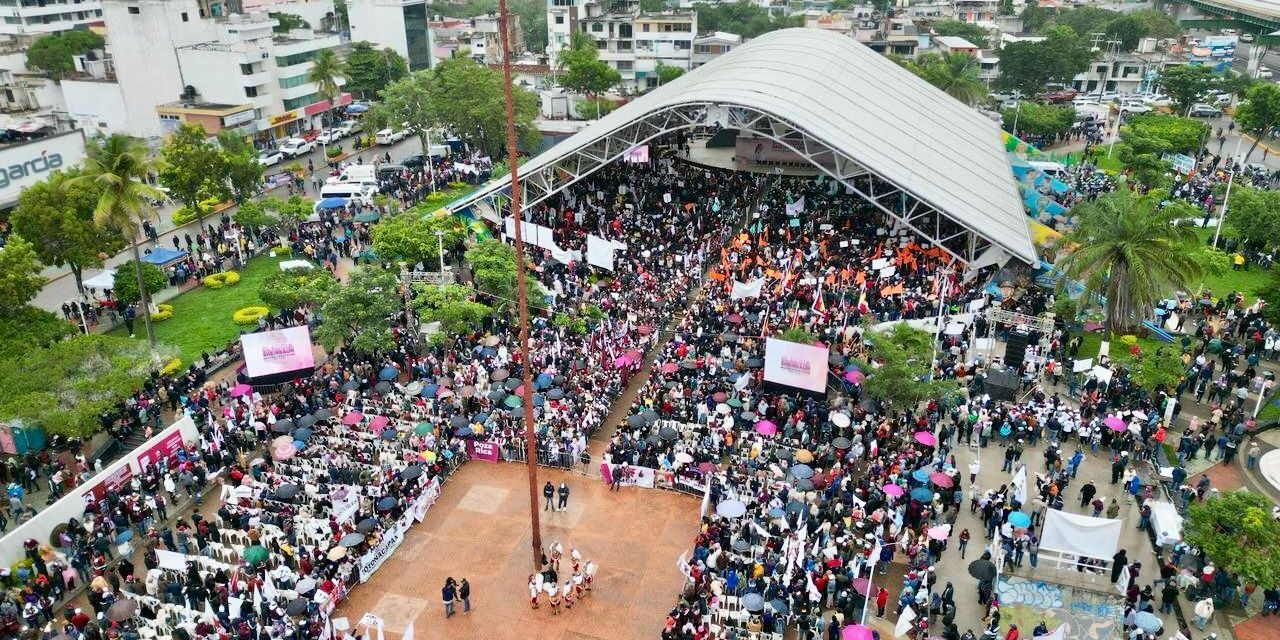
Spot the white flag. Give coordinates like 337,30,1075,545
263,574,279,600
402,621,414,640
1114,564,1130,595
1034,623,1068,640
204,598,217,621
894,604,916,638
252,585,262,610
786,196,806,216
1011,464,1028,506
731,278,765,300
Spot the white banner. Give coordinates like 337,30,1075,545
1040,510,1123,561
623,465,657,488
785,196,805,216
156,549,190,571
1011,464,1027,506
894,605,917,638
731,278,765,300
586,234,616,271
413,478,441,522
332,488,359,524
1114,564,1130,594
359,524,406,582
1034,624,1067,640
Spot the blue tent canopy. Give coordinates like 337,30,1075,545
317,197,349,210
345,104,369,114
140,247,189,266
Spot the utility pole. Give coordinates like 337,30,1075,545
434,229,446,290
496,0,543,571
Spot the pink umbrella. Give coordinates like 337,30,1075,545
272,443,297,461
341,412,364,425
927,525,950,541
637,325,653,336
613,355,632,368
929,471,954,488
230,384,252,398
755,421,777,436
271,435,292,449
625,349,642,361
726,313,743,324
698,462,717,474
844,370,865,384
660,362,678,374
914,431,937,447
368,415,389,430
712,391,728,403
1104,416,1126,431
851,577,871,595
437,387,454,399
842,625,874,640
882,483,904,497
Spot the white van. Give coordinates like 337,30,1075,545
1028,160,1068,178
375,128,408,145
328,164,377,184
320,182,378,205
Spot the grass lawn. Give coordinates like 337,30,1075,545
1194,228,1273,305
110,255,289,366
1075,330,1172,368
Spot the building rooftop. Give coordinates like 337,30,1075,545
934,36,979,49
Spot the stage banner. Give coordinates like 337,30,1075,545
731,278,765,300
466,439,500,462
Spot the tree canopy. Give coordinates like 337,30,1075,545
994,26,1091,95
1116,114,1207,187
11,168,122,296
258,266,338,310
412,282,493,334
216,130,264,201
902,52,986,106
159,123,230,219
1158,65,1221,115
1234,83,1280,163
0,235,47,311
344,40,409,98
465,239,542,312
270,12,310,32
693,1,801,39
25,30,104,80
1224,185,1280,251
111,260,167,305
370,212,466,267
931,20,990,48
1184,490,1280,586
1002,102,1075,138
1053,187,1215,334
315,266,402,355
863,323,956,410
559,32,622,98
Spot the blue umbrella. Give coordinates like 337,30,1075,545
378,366,398,381
316,197,348,210
442,449,454,459
472,412,489,423
768,507,785,518
293,440,306,451
345,103,369,114
532,393,545,407
911,468,931,483
1133,611,1161,633
910,487,935,502
376,497,396,511
457,426,474,438
789,464,814,479
421,383,438,397
716,500,747,518
115,530,134,545
535,372,553,390
1008,512,1032,528
740,593,765,612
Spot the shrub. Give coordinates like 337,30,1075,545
233,306,270,326
282,161,304,176
270,246,292,257
203,271,241,289
325,147,343,159
1119,334,1139,346
171,197,224,225
152,304,175,322
448,181,469,190
159,357,183,376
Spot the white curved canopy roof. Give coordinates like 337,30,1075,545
478,28,1036,264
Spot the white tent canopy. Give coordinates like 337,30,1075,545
82,269,117,290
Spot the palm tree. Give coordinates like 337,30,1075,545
1052,186,1210,336
70,135,165,347
906,52,986,106
307,49,350,149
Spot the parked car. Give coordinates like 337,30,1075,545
257,149,284,166
278,138,315,158
989,90,1024,102
314,129,342,145
1257,68,1273,79
1041,89,1078,104
1118,100,1151,114
1188,103,1222,118
1139,93,1171,107
333,120,360,137
375,128,409,145
1241,33,1255,43
401,153,426,169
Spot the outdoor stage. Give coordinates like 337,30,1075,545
681,139,824,177
333,461,702,640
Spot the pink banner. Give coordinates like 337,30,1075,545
599,462,613,485
466,440,499,463
137,429,184,472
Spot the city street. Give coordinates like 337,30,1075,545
30,135,424,314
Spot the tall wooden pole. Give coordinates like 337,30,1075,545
495,0,542,571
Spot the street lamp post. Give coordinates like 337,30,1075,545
434,229,446,290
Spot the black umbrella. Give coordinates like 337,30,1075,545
547,388,564,400
641,409,659,424
828,353,845,366
356,518,378,534
627,415,645,428
746,358,764,368
374,381,392,395
553,375,565,386
339,532,365,547
399,465,423,482
286,598,309,616
297,415,316,429
313,408,333,420
105,599,138,622
271,421,294,434
721,332,739,343
832,437,852,449
794,478,814,492
731,538,750,553
968,558,997,581
341,380,360,392
377,497,397,511
504,378,521,391
276,483,300,500
774,448,793,461
681,360,698,370
645,434,661,445
664,381,678,389
488,389,507,402
450,415,469,429
659,426,678,441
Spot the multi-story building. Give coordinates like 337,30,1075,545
431,12,523,64
60,0,349,142
545,0,584,58
347,0,431,71
0,0,104,36
691,30,737,68
573,0,695,92
953,0,998,25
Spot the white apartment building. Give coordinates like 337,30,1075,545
431,12,523,64
545,0,582,59
60,0,347,141
691,30,737,68
0,0,103,36
348,0,431,71
573,1,695,92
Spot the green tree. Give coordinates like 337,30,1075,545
1002,102,1076,138
11,168,123,297
270,12,310,32
111,260,167,305
258,266,338,310
307,48,350,133
216,131,264,201
25,30,104,80
370,212,466,267
424,56,539,156
344,41,409,98
863,323,956,410
1129,345,1186,392
559,32,622,104
233,199,273,232
1129,9,1181,40
1101,14,1150,51
1052,186,1213,334
0,235,47,312
0,306,75,361
1116,114,1207,188
269,195,315,230
1224,185,1280,250
903,52,986,106
998,0,1014,16
0,334,169,437
71,134,166,347
931,19,990,48
1184,490,1280,586
465,239,541,311
778,327,817,345
1158,64,1218,115
369,71,436,160
1020,1,1049,32
1052,6,1117,38
159,123,230,221
995,27,1091,95
1233,83,1280,163
693,1,800,39
315,266,402,355
656,62,685,86
412,282,493,333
